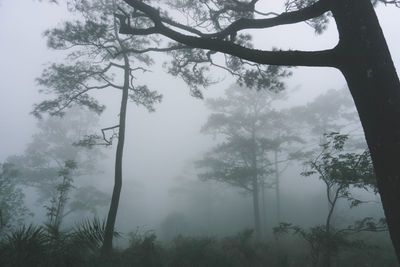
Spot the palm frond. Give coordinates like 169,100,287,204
71,217,120,253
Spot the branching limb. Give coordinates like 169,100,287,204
122,0,330,39
101,125,120,146
119,6,338,67
114,44,189,57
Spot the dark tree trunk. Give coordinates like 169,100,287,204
332,0,400,261
101,55,130,255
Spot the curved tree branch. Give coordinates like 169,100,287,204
120,0,337,67
123,0,330,39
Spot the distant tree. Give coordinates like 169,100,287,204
0,163,30,237
260,110,306,225
275,132,385,267
44,160,77,228
289,88,360,140
7,108,107,228
197,83,297,238
33,0,162,254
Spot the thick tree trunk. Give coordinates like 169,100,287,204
101,56,130,255
332,0,400,261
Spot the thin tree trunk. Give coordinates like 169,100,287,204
101,62,129,255
332,0,400,261
101,4,131,254
101,20,131,253
274,150,281,223
251,131,262,239
323,185,339,267
261,179,267,233
252,176,261,239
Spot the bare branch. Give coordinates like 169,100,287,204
101,125,120,145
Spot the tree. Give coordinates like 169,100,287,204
275,132,386,267
44,160,77,228
197,84,297,238
34,0,162,254
0,163,30,237
289,88,360,138
113,0,400,260
301,132,378,266
260,109,306,225
7,108,107,228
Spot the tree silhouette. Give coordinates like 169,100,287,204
34,0,162,254
197,84,298,238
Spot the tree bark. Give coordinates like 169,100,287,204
332,0,400,261
101,54,130,256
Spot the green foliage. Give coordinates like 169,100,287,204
45,20,109,50
166,48,217,98
34,63,107,118
302,132,377,198
273,132,383,266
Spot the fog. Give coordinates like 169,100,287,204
1,0,400,266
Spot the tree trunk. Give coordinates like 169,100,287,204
251,131,262,239
274,150,281,223
101,56,130,255
252,175,262,239
332,0,400,261
261,180,267,234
